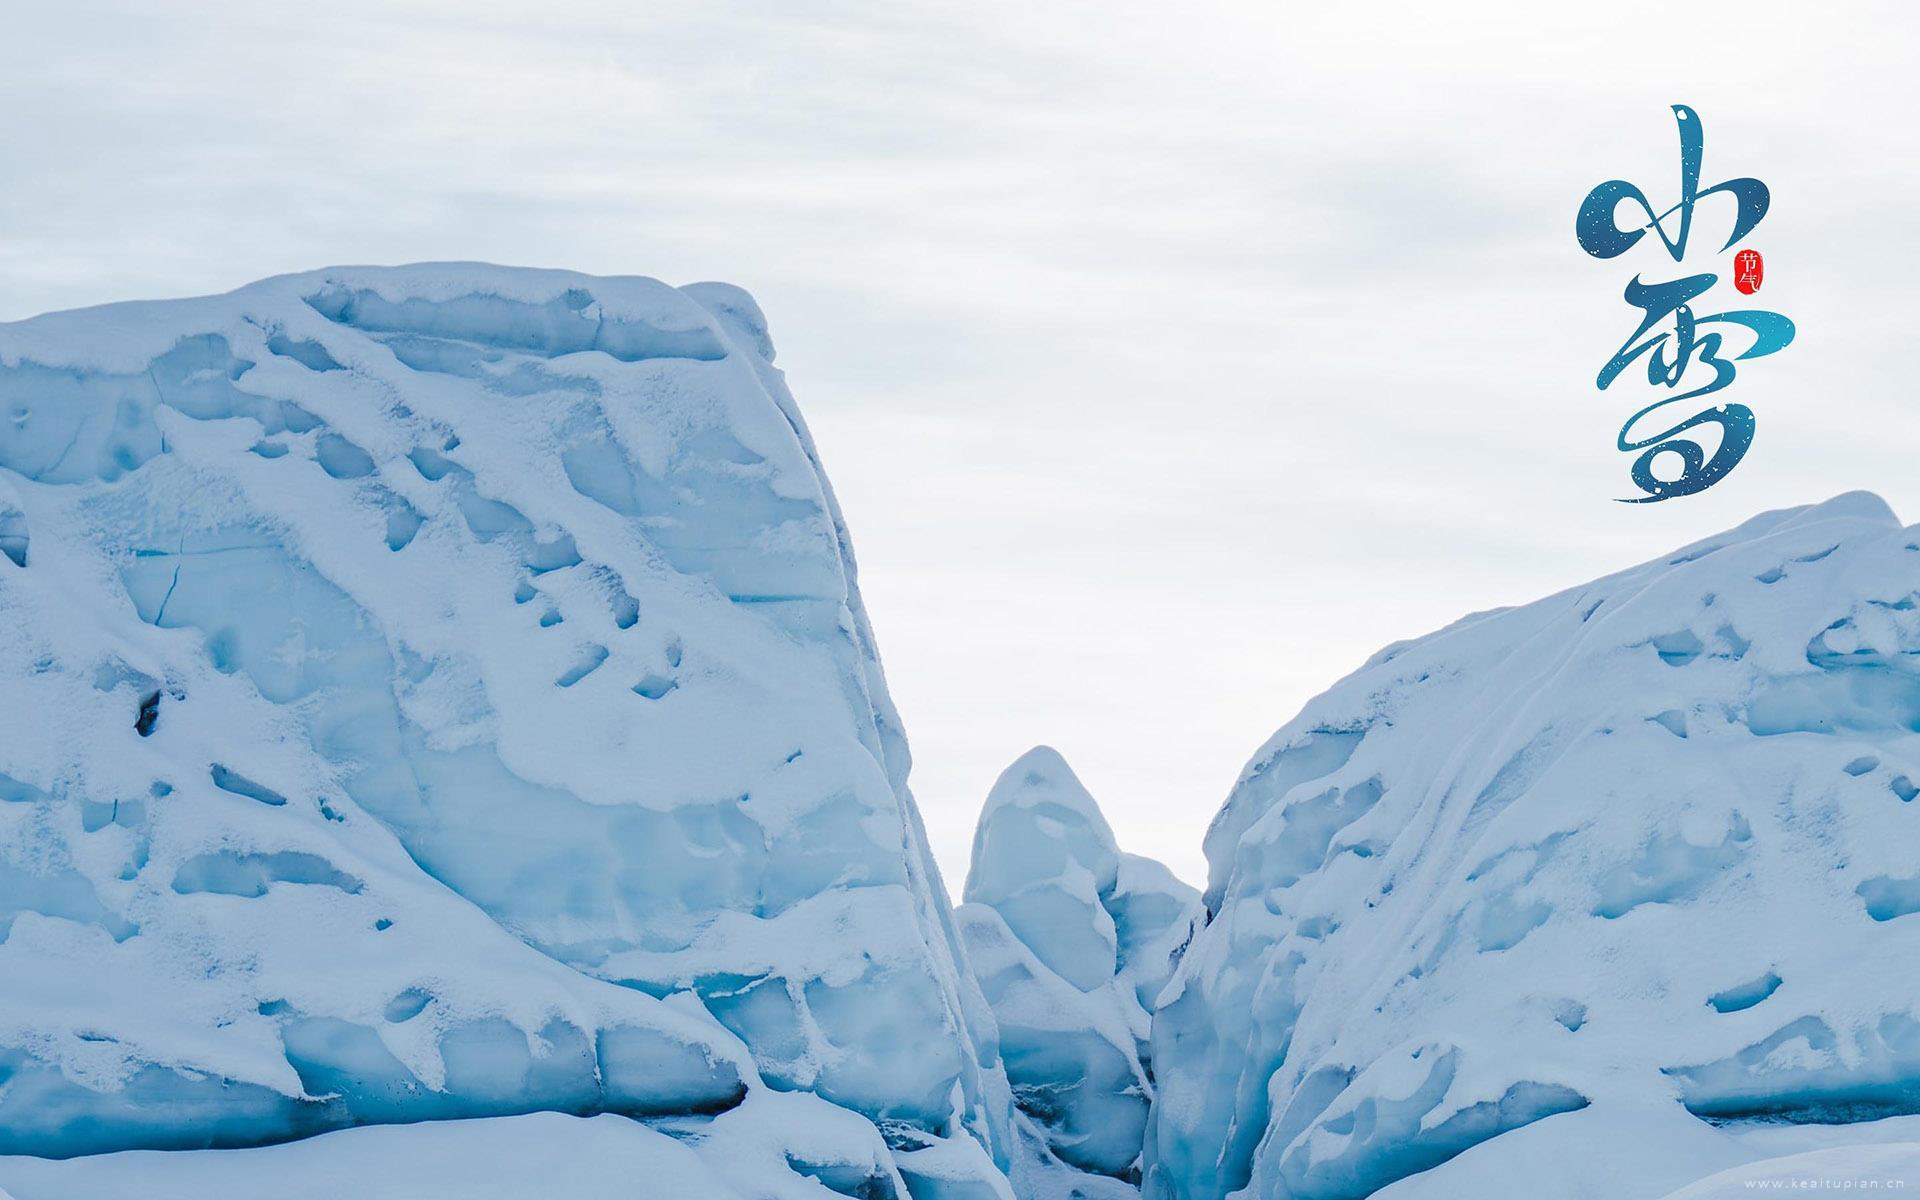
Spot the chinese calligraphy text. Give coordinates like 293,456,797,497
1576,105,1794,503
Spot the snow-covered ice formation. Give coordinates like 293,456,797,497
0,265,1011,1196
957,748,1199,1198
4,263,1918,1200
1145,492,1920,1200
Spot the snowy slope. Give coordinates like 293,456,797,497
1656,1142,1920,1198
958,748,1199,1198
0,265,1009,1190
1145,492,1920,1200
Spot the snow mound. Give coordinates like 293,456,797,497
959,748,1199,1194
0,265,1008,1180
1145,493,1920,1200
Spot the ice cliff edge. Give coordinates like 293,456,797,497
0,264,1012,1198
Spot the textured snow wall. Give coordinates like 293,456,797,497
1145,493,1920,1200
0,265,1010,1189
958,748,1199,1198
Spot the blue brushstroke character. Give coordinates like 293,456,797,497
1575,106,1794,502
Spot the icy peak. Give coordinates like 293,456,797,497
959,748,1199,1195
971,746,1119,842
965,747,1124,988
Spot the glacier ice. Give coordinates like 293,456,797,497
0,265,1012,1190
958,747,1199,1195
5,262,1920,1199
1145,492,1920,1200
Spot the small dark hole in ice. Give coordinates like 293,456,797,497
135,691,161,737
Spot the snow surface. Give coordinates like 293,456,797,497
0,1093,1016,1200
1369,1105,1920,1200
0,265,1010,1189
1657,1142,1920,1199
957,748,1199,1195
1145,492,1920,1200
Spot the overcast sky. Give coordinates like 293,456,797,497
5,1,1916,887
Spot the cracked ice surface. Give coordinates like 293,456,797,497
0,265,1011,1193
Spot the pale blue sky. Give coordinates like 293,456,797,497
5,0,1916,885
